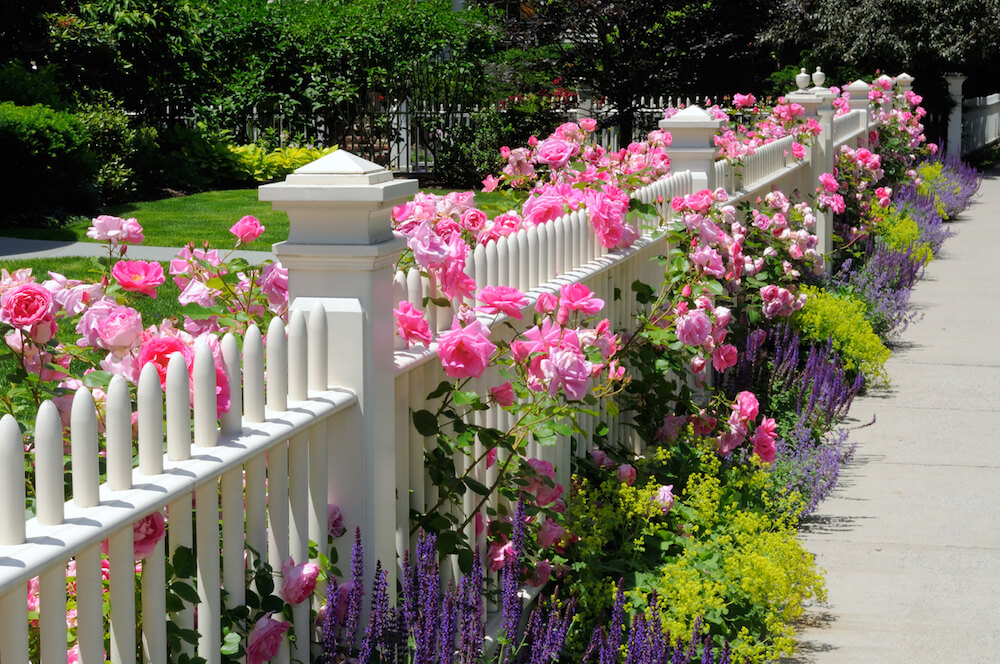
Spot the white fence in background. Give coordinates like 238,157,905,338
1,73,901,664
963,93,1000,156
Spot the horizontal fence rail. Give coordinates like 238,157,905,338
0,305,358,664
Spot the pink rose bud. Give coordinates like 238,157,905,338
281,557,321,605
617,463,636,486
229,215,265,244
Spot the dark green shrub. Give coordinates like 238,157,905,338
434,107,510,188
0,102,99,224
0,62,68,110
146,123,247,193
75,95,159,204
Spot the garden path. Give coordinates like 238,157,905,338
786,167,1000,663
0,236,271,263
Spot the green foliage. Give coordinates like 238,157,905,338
434,107,509,188
792,286,891,385
0,102,99,224
229,143,338,182
0,61,69,109
869,205,933,264
75,94,159,203
151,123,246,192
562,448,824,662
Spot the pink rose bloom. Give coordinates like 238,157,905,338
476,285,528,319
328,504,346,539
818,172,840,193
281,557,320,604
27,314,57,344
656,415,687,443
734,391,759,423
675,310,711,347
558,283,604,316
230,215,265,244
691,411,717,436
490,381,515,407
87,215,144,245
437,319,496,379
617,463,636,486
540,346,592,401
178,279,220,308
528,457,555,479
538,518,565,548
488,540,514,572
732,93,756,108
752,417,777,463
589,447,614,468
1,283,52,329
394,301,432,348
481,175,500,192
101,511,165,560
112,260,165,298
527,559,553,587
522,192,568,227
132,511,165,559
259,262,289,313
712,344,738,371
654,485,675,514
407,222,450,269
579,117,598,132
96,304,143,350
460,208,488,233
535,482,564,506
247,614,290,664
136,332,194,388
717,432,744,455
535,292,558,314
535,137,578,169
791,142,806,160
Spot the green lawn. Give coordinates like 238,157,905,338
2,187,520,251
4,190,288,252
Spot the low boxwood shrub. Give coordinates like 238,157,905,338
0,102,99,224
792,286,890,386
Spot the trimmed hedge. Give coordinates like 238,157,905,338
0,102,99,224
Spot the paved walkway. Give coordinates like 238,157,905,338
0,236,271,263
787,168,1000,662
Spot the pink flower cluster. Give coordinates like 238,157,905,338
760,284,806,318
717,391,776,462
507,284,621,401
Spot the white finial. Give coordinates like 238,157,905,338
812,67,826,88
795,68,810,90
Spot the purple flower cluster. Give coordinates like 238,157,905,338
583,586,739,663
831,236,925,340
929,153,982,218
893,184,953,255
776,426,857,517
322,500,576,664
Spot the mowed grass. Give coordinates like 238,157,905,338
4,190,288,252
1,187,521,251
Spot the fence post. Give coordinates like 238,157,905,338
260,150,418,596
945,73,967,156
658,106,724,191
787,68,837,264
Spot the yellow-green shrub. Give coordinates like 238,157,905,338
868,205,933,264
230,143,338,182
793,286,891,386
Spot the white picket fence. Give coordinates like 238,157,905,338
0,309,355,664
963,93,1000,155
0,74,898,664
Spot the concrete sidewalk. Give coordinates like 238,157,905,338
786,169,1000,662
0,236,272,263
